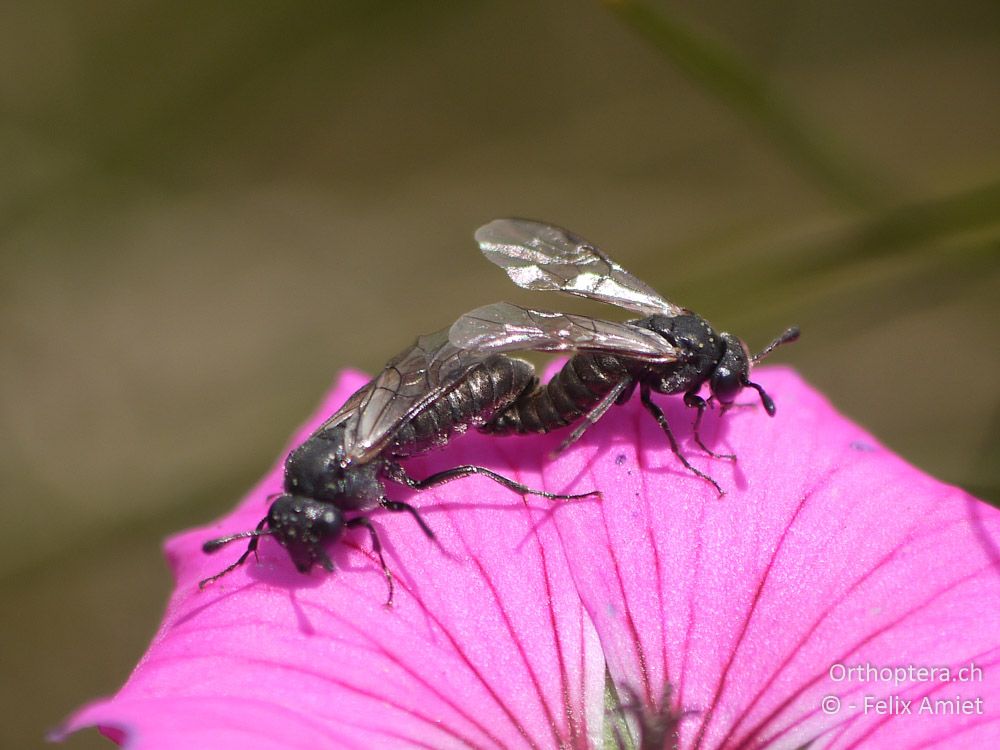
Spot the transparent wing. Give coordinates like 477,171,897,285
475,218,684,317
318,329,492,465
317,382,373,433
450,302,680,362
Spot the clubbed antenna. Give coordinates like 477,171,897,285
745,380,777,417
744,326,799,417
199,519,270,589
752,326,800,365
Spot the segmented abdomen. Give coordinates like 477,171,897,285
390,355,536,457
482,353,629,435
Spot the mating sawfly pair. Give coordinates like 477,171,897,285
202,220,798,600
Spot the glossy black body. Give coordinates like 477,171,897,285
383,354,536,460
450,218,799,494
199,345,594,600
267,353,538,571
483,313,742,435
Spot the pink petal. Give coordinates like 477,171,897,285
56,370,604,749
544,364,1000,749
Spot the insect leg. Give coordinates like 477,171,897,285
551,377,633,458
199,519,268,589
640,384,724,496
345,516,394,606
377,495,437,539
387,461,599,501
684,392,736,461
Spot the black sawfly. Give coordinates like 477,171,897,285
450,218,799,495
200,327,598,603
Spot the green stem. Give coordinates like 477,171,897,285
604,0,886,210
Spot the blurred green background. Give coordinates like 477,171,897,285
1,1,997,747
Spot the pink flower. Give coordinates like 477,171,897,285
55,366,1000,748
